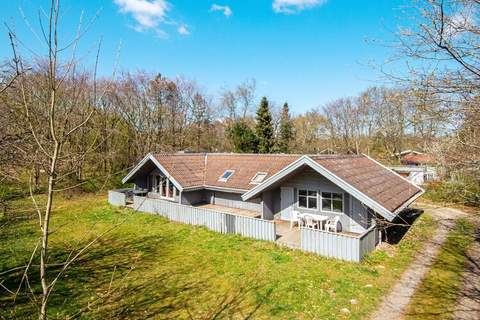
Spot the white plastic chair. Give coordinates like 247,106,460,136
304,215,319,229
290,210,301,230
325,216,340,232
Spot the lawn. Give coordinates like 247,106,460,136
1,194,437,319
404,219,476,320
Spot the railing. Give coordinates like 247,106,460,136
108,189,130,207
132,196,276,242
300,224,378,262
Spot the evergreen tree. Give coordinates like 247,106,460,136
277,102,294,153
226,120,258,153
255,97,275,153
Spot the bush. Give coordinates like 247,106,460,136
424,177,480,207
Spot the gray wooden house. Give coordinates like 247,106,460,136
110,153,423,262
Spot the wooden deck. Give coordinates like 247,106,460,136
194,203,261,218
275,220,301,248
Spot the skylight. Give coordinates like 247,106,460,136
250,172,268,184
218,170,234,182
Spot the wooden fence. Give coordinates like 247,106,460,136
108,189,128,207
300,224,378,262
132,196,276,242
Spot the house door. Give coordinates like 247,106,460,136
280,187,294,220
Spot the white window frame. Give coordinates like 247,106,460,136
297,189,318,211
161,178,177,200
320,191,344,214
250,172,268,185
218,170,235,182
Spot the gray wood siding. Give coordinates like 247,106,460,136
212,191,262,213
181,190,206,205
278,167,367,233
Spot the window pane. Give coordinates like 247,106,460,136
333,200,343,212
322,199,332,211
308,190,317,197
322,192,331,199
332,193,342,201
308,197,317,209
299,190,307,196
221,171,232,179
252,173,267,183
298,196,307,208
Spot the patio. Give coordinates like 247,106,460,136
275,220,301,248
193,203,261,218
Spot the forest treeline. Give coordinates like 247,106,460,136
0,0,478,206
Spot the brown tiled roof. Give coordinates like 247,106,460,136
151,153,422,213
155,153,206,188
311,155,422,213
401,153,434,165
204,154,299,190
153,153,299,190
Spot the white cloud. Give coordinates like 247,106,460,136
210,4,232,17
178,24,190,35
272,0,327,14
114,0,170,32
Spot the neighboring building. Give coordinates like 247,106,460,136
391,150,437,185
121,153,423,234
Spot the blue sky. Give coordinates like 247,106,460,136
1,0,407,113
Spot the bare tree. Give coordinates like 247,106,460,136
5,1,111,318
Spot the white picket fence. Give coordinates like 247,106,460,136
132,196,276,241
300,224,378,262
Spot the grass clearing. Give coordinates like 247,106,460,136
404,219,476,320
1,194,437,319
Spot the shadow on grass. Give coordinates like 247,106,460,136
1,231,273,319
385,208,424,245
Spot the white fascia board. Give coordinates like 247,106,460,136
149,155,184,192
241,155,311,201
392,188,425,215
304,157,397,221
122,153,153,184
362,154,425,194
122,153,184,192
242,155,397,221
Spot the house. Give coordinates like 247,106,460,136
390,150,437,185
110,152,423,261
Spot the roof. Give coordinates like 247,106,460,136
393,150,424,157
401,153,434,165
311,155,421,213
203,154,299,190
123,153,423,221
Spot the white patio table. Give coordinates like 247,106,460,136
298,213,329,230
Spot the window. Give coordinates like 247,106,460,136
321,192,343,213
250,172,268,184
298,189,317,209
167,181,178,198
218,170,234,182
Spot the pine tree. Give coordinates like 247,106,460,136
226,120,258,153
277,102,294,153
255,97,274,153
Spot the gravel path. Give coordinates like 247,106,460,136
370,206,467,320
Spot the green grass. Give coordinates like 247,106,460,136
404,219,476,320
1,194,437,319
